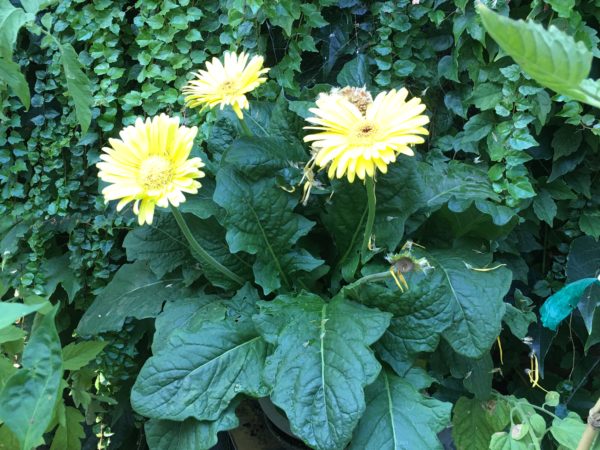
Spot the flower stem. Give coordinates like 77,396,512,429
170,206,244,287
344,270,392,292
237,115,253,137
361,176,377,261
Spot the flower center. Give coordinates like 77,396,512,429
352,121,379,143
139,156,173,191
219,79,239,96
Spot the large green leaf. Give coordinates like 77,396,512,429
214,166,321,294
0,56,29,108
452,396,511,450
540,278,600,331
0,301,45,329
349,370,451,450
253,293,392,450
477,4,599,108
566,236,600,332
59,43,92,134
124,213,250,289
76,261,185,335
345,247,511,367
0,0,32,59
131,288,267,421
145,402,239,450
551,413,600,450
49,406,85,450
0,307,63,450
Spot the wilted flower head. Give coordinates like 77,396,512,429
303,86,429,183
182,51,269,119
97,114,205,225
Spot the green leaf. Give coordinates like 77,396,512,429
336,54,370,88
41,254,82,302
76,261,185,335
19,0,57,14
62,341,108,371
0,307,63,450
540,278,600,331
59,43,92,134
452,396,511,450
0,326,25,344
214,167,321,294
0,57,29,108
49,406,85,450
145,402,239,450
0,301,46,330
0,425,19,450
550,413,600,450
579,210,600,239
131,294,267,421
0,0,32,59
533,190,557,225
253,293,391,450
124,213,250,290
349,370,451,450
552,127,582,161
352,247,511,362
477,4,597,107
471,83,503,110
489,432,535,450
503,304,537,340
546,0,575,18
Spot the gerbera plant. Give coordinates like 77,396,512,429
72,46,576,450
304,86,429,260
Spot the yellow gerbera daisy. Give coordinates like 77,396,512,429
303,87,429,183
97,114,205,225
182,51,269,119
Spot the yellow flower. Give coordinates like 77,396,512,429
182,51,269,119
97,114,205,225
303,87,429,183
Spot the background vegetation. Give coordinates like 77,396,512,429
1,0,599,448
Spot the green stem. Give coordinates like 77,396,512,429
237,114,253,137
344,271,392,292
361,176,377,260
171,207,244,287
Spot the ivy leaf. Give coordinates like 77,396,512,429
477,4,598,107
579,210,600,239
59,43,93,134
349,370,451,450
49,406,85,450
0,307,63,450
452,396,511,450
552,127,582,161
253,293,391,450
470,82,503,110
62,341,108,371
145,402,239,450
0,57,29,108
214,167,321,294
533,190,557,225
131,295,267,421
76,261,186,335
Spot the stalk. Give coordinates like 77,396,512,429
360,176,377,260
237,114,253,137
170,206,244,287
577,397,600,450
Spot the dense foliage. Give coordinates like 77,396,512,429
1,0,600,449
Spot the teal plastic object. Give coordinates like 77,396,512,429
540,278,600,331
